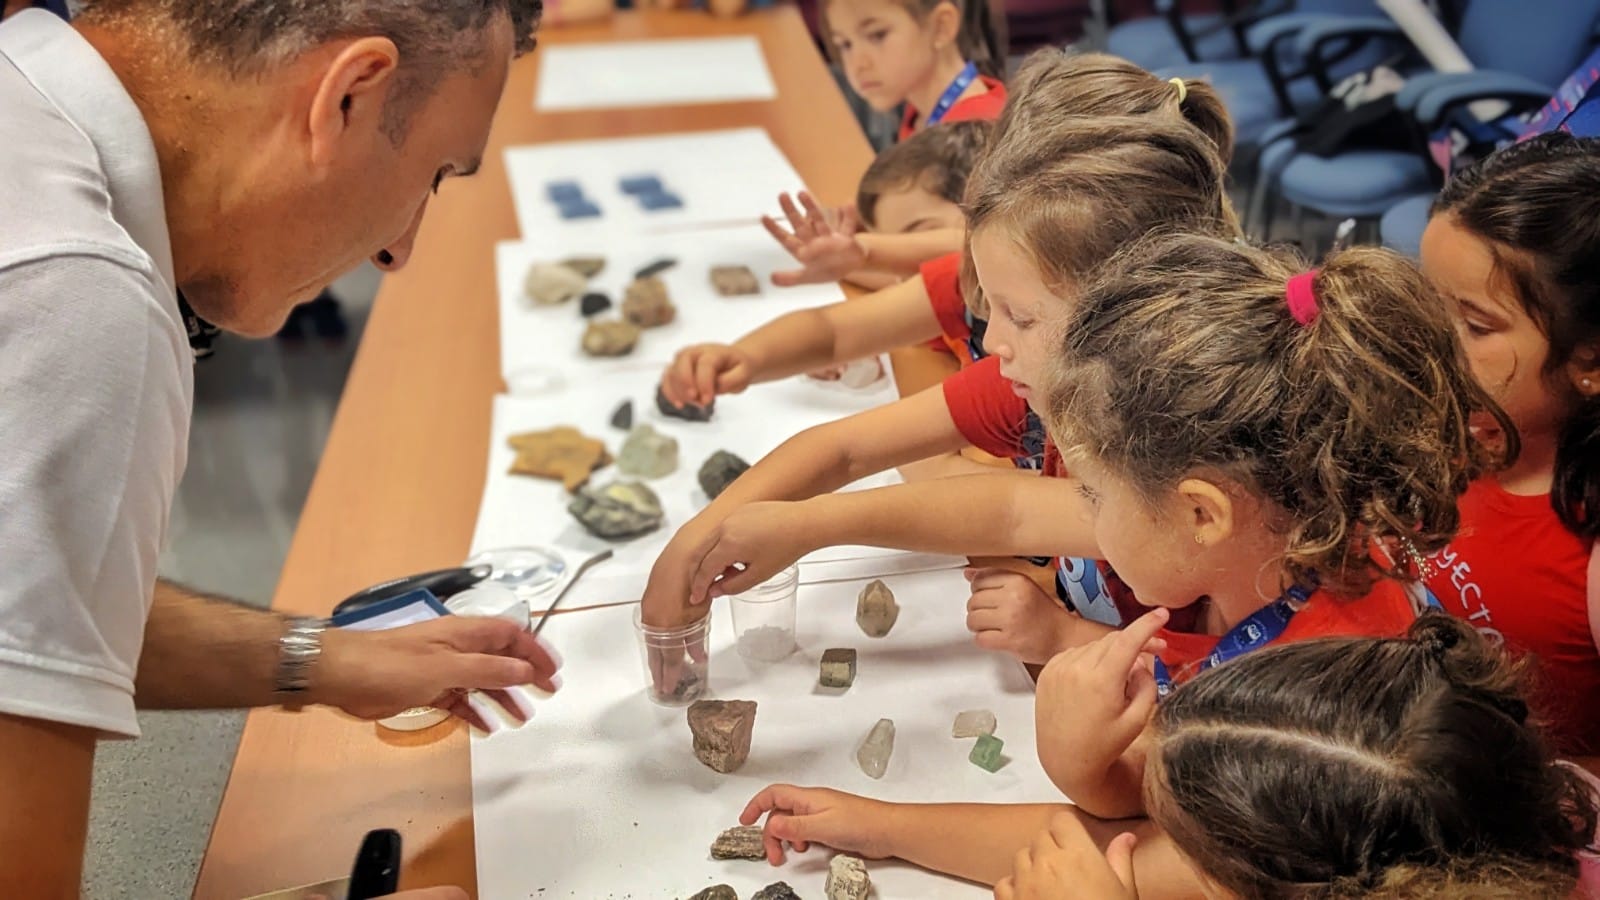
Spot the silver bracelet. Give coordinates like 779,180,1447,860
275,616,326,711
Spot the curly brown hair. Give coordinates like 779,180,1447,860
1149,614,1598,899
855,119,992,230
1047,233,1513,596
958,50,1239,317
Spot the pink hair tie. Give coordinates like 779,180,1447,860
1285,270,1320,326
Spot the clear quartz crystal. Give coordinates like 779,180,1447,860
855,718,896,779
952,709,997,738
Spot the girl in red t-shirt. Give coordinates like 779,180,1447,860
1418,132,1600,764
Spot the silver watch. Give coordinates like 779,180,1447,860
274,616,326,711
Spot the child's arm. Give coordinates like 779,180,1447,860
660,275,941,408
685,471,1100,603
763,192,963,287
997,812,1205,900
1035,610,1170,821
641,384,974,626
739,786,1206,897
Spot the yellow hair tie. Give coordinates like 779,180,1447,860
1169,76,1188,104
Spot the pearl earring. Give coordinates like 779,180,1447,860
1194,534,1204,546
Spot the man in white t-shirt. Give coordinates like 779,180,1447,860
0,2,558,894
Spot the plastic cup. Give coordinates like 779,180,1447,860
634,608,711,706
729,565,799,662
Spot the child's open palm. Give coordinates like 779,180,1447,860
762,191,868,287
994,814,1138,900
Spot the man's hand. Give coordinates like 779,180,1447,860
740,785,899,864
314,616,562,731
661,343,756,408
964,567,1082,664
761,191,868,287
994,814,1137,900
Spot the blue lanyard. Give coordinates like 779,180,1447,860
1152,582,1315,697
923,61,979,128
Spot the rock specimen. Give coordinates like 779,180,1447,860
709,825,765,861
635,257,678,280
836,357,885,389
581,319,640,357
560,255,606,278
523,262,587,306
622,276,677,328
688,886,739,900
578,291,612,317
856,718,895,780
952,709,997,738
617,424,679,478
856,579,900,637
566,480,663,540
826,855,871,900
710,264,761,297
506,426,611,492
688,699,757,774
659,383,715,422
969,733,1005,773
610,399,634,430
819,648,857,689
697,450,749,499
752,883,801,900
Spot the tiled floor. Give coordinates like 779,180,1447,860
82,266,380,900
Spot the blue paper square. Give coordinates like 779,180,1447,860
620,174,665,195
558,200,602,220
546,180,584,203
638,191,683,211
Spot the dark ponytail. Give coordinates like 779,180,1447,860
1434,132,1600,539
955,0,1008,81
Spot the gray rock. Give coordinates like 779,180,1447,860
687,886,739,900
826,855,870,900
688,699,757,774
709,825,765,860
659,383,715,422
856,718,894,780
952,709,997,738
856,580,899,637
697,450,750,499
523,262,587,306
610,399,634,430
752,883,801,900
617,424,679,479
819,648,856,689
580,319,640,357
710,264,761,297
566,480,664,540
635,257,678,279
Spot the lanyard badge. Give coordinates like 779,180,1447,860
924,61,979,128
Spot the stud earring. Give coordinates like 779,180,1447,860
1194,534,1204,546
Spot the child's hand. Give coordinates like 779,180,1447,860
740,785,897,864
1034,608,1169,789
762,191,868,287
685,501,816,602
994,814,1137,900
662,343,755,408
964,567,1080,664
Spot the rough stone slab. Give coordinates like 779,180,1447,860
687,699,757,774
709,825,765,861
826,855,870,900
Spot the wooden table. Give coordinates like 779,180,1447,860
194,9,877,897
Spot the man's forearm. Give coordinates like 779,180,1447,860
135,580,288,709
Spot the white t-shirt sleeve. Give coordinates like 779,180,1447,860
0,251,188,738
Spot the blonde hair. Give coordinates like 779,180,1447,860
1047,233,1513,596
959,50,1239,316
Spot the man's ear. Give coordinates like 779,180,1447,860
307,37,401,168
1175,478,1234,548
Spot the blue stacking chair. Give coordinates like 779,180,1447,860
1256,0,1600,239
1106,0,1251,69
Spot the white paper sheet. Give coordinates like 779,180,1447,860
504,128,804,236
471,382,964,610
535,37,778,111
470,569,1060,899
496,226,849,384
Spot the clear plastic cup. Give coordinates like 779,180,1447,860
634,607,711,706
729,565,799,662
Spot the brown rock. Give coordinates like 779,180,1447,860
709,825,765,860
687,699,757,773
581,319,641,357
856,579,899,637
506,426,612,492
710,264,760,297
622,276,677,328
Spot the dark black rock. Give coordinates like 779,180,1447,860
657,384,714,422
635,257,679,280
610,399,634,430
579,292,612,317
698,450,750,500
752,883,801,900
686,886,738,900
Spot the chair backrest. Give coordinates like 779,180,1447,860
1298,0,1381,14
1457,0,1600,88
